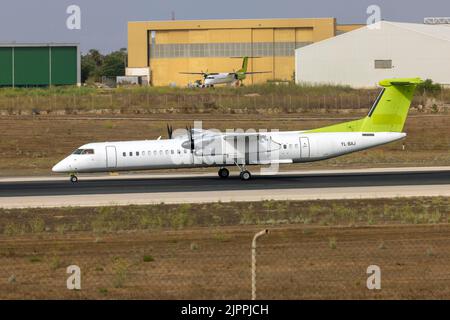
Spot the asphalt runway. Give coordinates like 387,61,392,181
1,169,450,198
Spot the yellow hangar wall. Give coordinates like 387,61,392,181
127,18,362,86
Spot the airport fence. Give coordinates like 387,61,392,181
0,89,446,115
1,224,450,299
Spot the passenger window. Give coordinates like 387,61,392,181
142,151,145,156
177,150,181,154
123,152,126,157
165,150,169,155
289,144,293,149
129,152,132,156
154,150,157,155
159,150,163,155
171,150,174,154
295,144,299,148
184,149,187,154
283,145,287,149
136,151,139,156
148,151,151,156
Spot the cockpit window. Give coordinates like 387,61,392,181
73,149,94,155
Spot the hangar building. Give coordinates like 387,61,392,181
127,18,362,86
0,43,80,87
295,21,450,87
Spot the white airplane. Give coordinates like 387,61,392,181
181,57,270,87
53,78,422,182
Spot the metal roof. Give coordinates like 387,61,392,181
386,21,450,43
0,43,79,47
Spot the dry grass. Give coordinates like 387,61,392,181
0,84,448,116
1,223,450,299
1,197,449,235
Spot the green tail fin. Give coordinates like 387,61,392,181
237,57,248,73
307,78,423,133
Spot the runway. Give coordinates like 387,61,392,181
1,167,450,208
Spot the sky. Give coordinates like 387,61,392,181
1,0,450,53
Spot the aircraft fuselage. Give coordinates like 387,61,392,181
52,131,405,174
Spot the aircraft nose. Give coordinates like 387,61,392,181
52,159,71,173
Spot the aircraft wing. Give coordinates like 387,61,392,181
242,71,272,75
180,72,220,75
191,131,282,159
179,72,207,75
222,132,269,140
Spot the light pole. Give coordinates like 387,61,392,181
252,229,269,300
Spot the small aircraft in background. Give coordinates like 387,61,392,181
181,56,271,87
53,78,423,182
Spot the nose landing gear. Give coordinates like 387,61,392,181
70,174,78,183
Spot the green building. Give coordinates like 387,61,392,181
0,43,80,87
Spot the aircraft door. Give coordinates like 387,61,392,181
106,146,117,168
300,137,310,158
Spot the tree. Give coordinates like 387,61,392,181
88,49,103,67
80,48,127,83
81,54,96,83
100,49,127,77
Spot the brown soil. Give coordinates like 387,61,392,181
1,224,449,299
1,198,450,299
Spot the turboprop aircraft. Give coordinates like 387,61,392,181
180,56,270,87
53,78,423,182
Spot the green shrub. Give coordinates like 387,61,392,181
143,255,154,262
417,79,441,95
328,237,337,250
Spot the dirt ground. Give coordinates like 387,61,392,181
1,113,449,176
1,224,450,299
1,198,450,299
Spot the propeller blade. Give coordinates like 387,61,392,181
167,124,173,139
188,125,194,152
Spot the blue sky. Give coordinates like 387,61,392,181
1,0,449,53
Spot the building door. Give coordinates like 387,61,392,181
300,137,310,158
105,146,117,168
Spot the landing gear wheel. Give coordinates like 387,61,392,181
218,167,230,178
70,175,78,183
240,170,251,181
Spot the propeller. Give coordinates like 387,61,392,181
186,125,195,152
167,124,173,139
183,125,196,161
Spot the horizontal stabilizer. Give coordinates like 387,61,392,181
379,78,423,87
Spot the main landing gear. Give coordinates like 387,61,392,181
70,174,78,183
235,162,252,181
239,170,251,181
217,165,252,181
